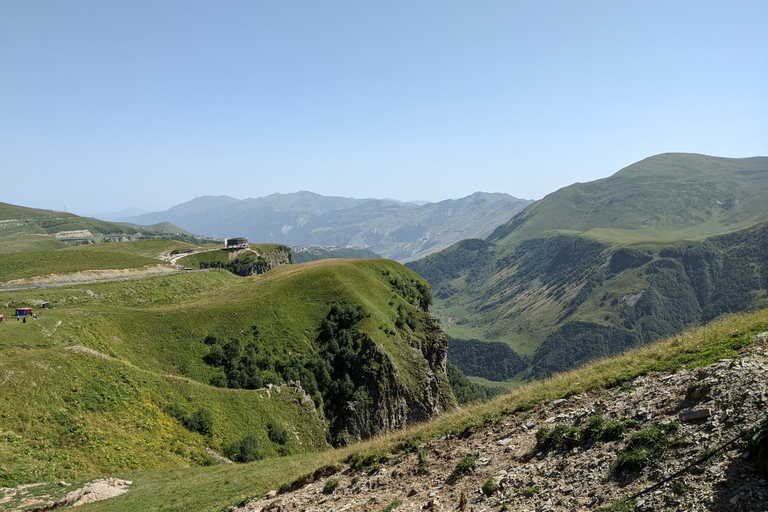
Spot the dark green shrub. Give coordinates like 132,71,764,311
164,405,214,438
601,419,629,441
163,403,187,422
613,427,668,472
536,424,580,451
185,407,214,437
225,434,263,463
481,477,499,496
322,478,339,494
268,422,290,445
453,456,476,477
745,413,768,477
209,371,228,388
579,415,605,446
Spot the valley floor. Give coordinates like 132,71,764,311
239,336,768,512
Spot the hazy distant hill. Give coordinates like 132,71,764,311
120,191,532,262
408,153,768,382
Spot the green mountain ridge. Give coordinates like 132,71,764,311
408,153,768,382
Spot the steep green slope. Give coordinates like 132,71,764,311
1,246,455,485
10,305,767,512
408,154,768,382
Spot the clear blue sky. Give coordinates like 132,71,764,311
2,1,766,217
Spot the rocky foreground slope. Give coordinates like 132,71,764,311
241,334,768,512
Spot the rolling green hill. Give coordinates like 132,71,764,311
1,240,455,486
293,245,382,263
488,153,768,247
0,202,211,255
408,153,768,382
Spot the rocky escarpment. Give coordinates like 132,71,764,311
240,333,768,512
227,244,295,276
338,319,454,444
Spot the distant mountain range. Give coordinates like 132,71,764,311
408,153,768,381
117,191,533,262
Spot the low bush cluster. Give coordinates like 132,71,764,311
453,455,477,477
745,412,768,477
164,404,215,438
613,422,680,473
535,415,638,452
224,434,263,462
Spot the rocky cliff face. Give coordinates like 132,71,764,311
228,245,295,276
338,319,454,443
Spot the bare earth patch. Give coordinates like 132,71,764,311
0,479,131,511
0,265,176,288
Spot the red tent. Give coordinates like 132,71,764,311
16,308,33,317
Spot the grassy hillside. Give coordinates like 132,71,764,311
488,154,768,248
0,240,209,284
12,304,767,512
116,221,195,235
1,241,455,487
0,234,69,254
293,246,382,263
408,154,768,382
0,202,212,255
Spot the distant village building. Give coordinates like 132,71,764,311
224,237,249,250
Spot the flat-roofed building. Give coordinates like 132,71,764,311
224,237,249,250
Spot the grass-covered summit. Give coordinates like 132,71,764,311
489,153,768,247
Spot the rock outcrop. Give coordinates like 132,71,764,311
336,319,455,444
229,245,294,276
